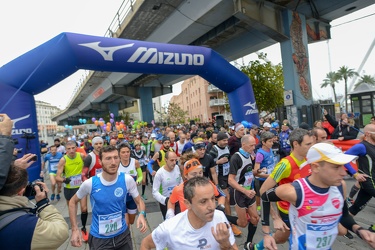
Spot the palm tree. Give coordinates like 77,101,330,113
337,66,358,112
354,74,375,89
321,71,340,103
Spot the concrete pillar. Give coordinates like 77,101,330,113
138,87,154,122
108,103,119,117
280,10,313,127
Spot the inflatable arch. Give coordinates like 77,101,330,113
0,32,258,181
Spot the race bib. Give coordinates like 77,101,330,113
244,171,254,190
98,211,122,236
223,162,230,176
50,163,58,171
69,174,82,187
306,222,337,250
95,168,103,175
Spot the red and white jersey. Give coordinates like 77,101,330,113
88,152,103,177
289,178,343,250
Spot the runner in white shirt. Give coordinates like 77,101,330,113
152,151,182,220
117,143,142,225
141,177,238,250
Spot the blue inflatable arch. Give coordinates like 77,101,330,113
0,32,258,180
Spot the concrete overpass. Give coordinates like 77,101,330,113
52,0,374,124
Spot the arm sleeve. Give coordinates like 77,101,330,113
147,159,155,174
136,167,143,183
340,201,357,232
344,144,366,175
0,136,14,190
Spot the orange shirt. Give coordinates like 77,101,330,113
169,180,220,212
76,147,87,157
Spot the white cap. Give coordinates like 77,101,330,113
301,143,358,167
263,122,271,128
151,133,156,138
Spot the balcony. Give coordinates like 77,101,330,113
207,84,222,93
209,98,227,107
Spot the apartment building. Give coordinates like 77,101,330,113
170,76,231,123
35,100,61,141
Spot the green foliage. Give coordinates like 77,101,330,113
240,53,284,112
354,74,375,89
337,66,358,112
166,102,189,124
321,71,340,103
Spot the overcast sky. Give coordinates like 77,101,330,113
1,1,374,109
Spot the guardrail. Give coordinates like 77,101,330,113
65,0,137,110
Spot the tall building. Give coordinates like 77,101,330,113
35,101,61,141
170,76,232,123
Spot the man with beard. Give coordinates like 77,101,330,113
141,177,238,250
81,137,104,181
54,138,66,154
69,146,147,249
147,136,174,176
193,139,218,184
206,130,218,152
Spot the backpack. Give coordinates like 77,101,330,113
0,207,34,230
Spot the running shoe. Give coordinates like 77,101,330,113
142,194,148,200
343,231,354,239
56,194,61,201
231,224,242,237
244,242,257,250
346,197,354,206
369,224,375,233
50,194,55,201
81,228,89,242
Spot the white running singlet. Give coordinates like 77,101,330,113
289,178,344,250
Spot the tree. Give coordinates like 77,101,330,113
354,74,375,89
240,53,284,112
337,66,358,112
166,102,189,125
321,71,340,103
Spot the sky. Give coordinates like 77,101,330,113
1,1,375,109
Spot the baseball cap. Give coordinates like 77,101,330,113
162,136,171,143
151,133,156,138
118,133,124,139
301,143,358,167
184,158,203,176
263,122,271,128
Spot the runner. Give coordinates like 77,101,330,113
259,143,375,250
69,145,147,249
152,151,182,220
118,143,143,225
56,140,88,241
40,145,63,201
227,134,259,247
141,177,238,250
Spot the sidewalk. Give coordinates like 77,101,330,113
42,174,374,250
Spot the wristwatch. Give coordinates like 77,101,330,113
139,210,146,217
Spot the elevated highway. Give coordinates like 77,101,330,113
52,0,374,124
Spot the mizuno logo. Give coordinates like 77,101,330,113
78,42,134,61
127,47,204,66
243,102,256,109
12,114,30,129
243,102,258,115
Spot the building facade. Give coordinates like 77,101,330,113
170,76,231,123
35,101,61,141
